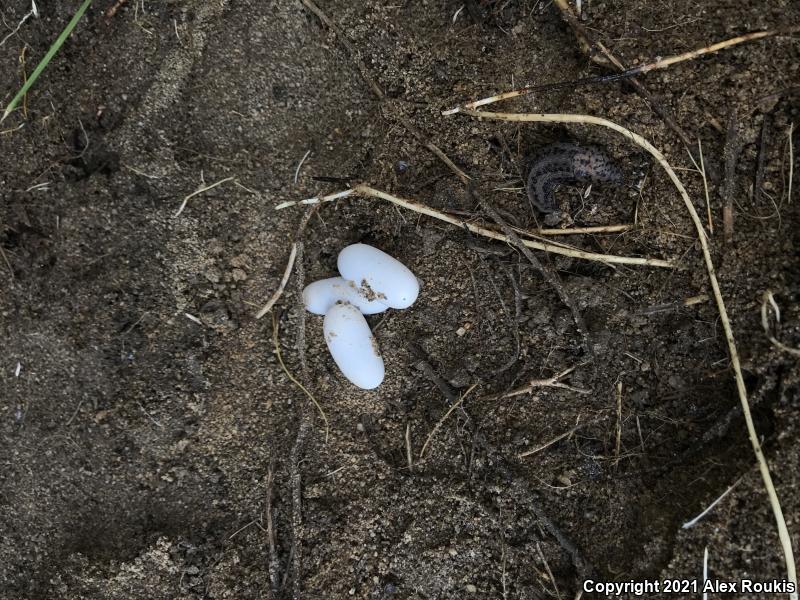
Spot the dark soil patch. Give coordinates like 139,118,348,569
1,1,799,598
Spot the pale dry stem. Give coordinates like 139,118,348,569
276,186,675,269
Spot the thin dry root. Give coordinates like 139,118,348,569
518,414,604,459
686,139,713,234
614,382,623,465
272,312,329,443
467,219,634,237
277,186,675,269
174,176,234,217
405,422,413,472
496,364,591,400
419,383,479,460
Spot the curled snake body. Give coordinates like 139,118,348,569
526,142,625,213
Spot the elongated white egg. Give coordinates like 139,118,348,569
323,302,385,389
337,244,419,309
303,277,389,315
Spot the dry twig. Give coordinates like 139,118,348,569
435,214,634,235
519,223,633,236
754,114,771,202
468,186,594,360
300,0,383,98
287,240,312,598
405,422,413,473
553,0,692,143
536,542,562,600
300,0,470,183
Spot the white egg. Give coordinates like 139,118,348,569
323,302,385,389
337,244,419,309
303,277,389,316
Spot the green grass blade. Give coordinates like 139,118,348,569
1,0,94,123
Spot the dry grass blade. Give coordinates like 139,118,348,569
174,176,235,217
464,215,633,236
0,245,14,279
447,108,797,597
761,290,800,358
293,150,312,184
518,414,604,459
614,382,623,465
276,186,674,268
272,312,329,443
633,26,800,75
686,139,713,234
443,25,800,115
641,293,709,315
0,1,38,49
789,122,795,204
405,422,413,473
256,243,298,319
682,476,743,529
536,541,562,600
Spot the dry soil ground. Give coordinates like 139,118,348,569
1,1,799,599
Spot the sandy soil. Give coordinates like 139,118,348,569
1,1,799,598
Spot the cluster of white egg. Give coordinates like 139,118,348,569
302,244,419,389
